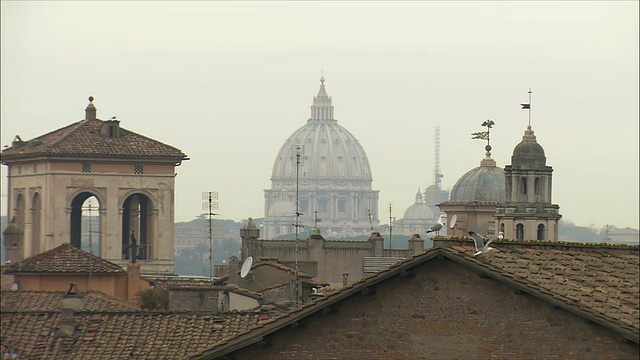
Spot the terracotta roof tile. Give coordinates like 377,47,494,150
1,311,267,359
1,266,15,291
4,243,125,274
1,118,187,160
447,245,640,336
1,290,140,313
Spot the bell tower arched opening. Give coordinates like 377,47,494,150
14,192,26,232
122,194,153,261
70,192,102,254
31,193,42,254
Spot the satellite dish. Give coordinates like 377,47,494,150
240,256,253,279
449,214,458,229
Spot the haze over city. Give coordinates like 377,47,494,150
1,1,638,229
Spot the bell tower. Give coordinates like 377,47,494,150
496,91,561,240
1,97,188,274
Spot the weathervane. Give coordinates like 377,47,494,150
521,88,532,127
471,119,495,156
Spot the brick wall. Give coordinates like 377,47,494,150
229,258,639,359
169,288,219,311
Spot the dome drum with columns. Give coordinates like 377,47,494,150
264,78,379,239
496,125,561,241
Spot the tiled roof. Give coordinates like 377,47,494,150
1,118,187,160
4,243,126,274
1,266,15,291
445,242,640,336
0,311,268,359
1,290,140,313
194,242,640,359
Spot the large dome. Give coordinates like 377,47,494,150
450,155,505,202
264,78,379,239
271,77,372,181
511,126,546,168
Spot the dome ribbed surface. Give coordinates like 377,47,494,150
450,158,505,202
271,78,372,181
271,123,372,180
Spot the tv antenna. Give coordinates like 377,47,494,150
240,256,253,279
367,209,374,231
388,204,394,249
202,191,219,281
292,145,304,304
313,209,322,228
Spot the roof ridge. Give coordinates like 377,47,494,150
5,243,125,274
43,119,89,150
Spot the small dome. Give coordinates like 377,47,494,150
511,126,546,168
403,189,435,220
403,203,435,220
450,157,505,202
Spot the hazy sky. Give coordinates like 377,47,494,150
1,1,638,230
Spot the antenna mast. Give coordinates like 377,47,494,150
202,191,219,281
433,126,442,190
293,145,304,304
388,204,393,249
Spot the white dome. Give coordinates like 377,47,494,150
264,78,379,239
271,78,372,181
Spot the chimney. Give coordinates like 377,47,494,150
368,232,384,256
228,256,239,285
408,233,425,253
60,283,84,337
85,96,97,121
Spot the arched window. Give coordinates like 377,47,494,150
70,192,101,255
520,177,527,195
537,224,545,240
534,177,541,196
122,194,152,261
516,223,524,240
31,193,42,254
500,223,505,235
